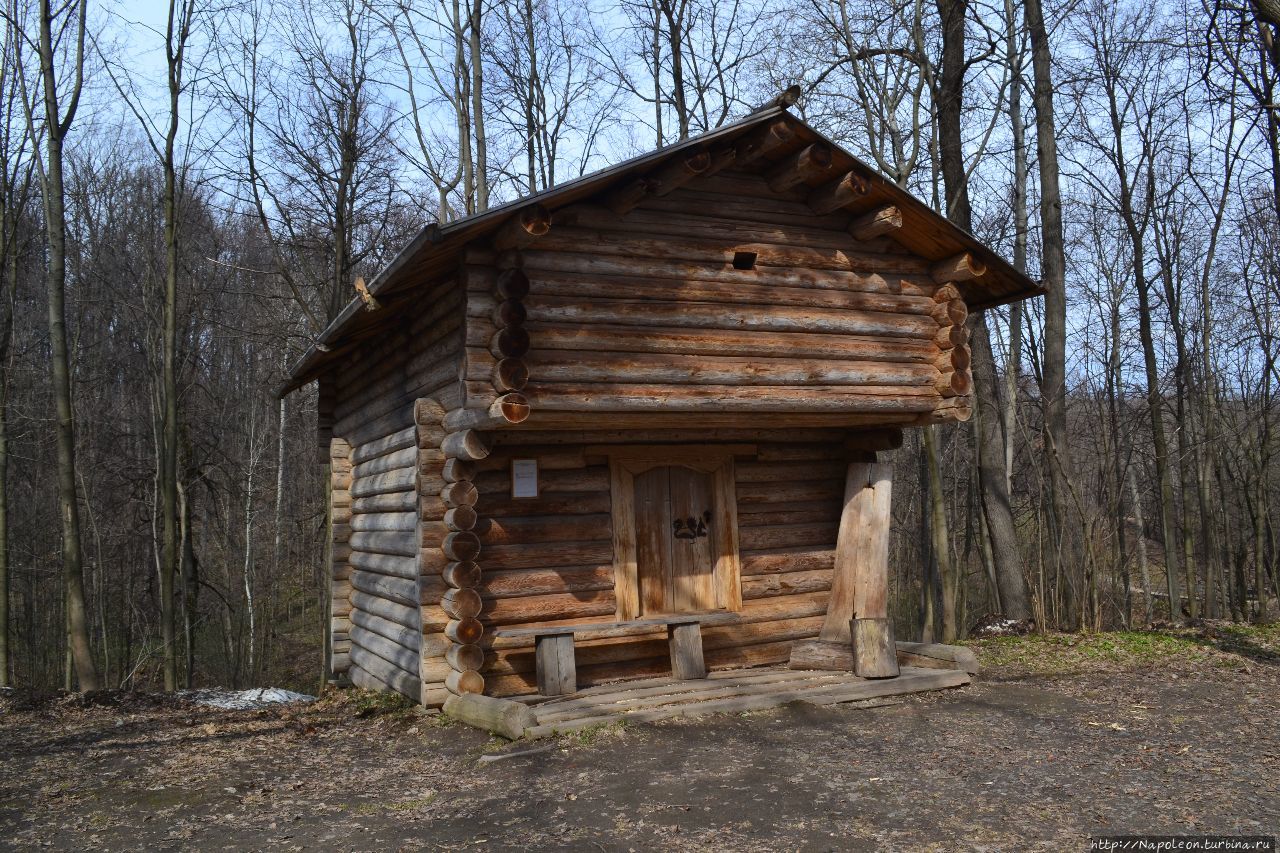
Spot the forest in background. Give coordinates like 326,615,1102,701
0,0,1276,692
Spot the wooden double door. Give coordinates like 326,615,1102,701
605,447,743,620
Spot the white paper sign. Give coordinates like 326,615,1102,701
511,459,538,498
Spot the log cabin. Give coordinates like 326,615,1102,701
279,104,1042,709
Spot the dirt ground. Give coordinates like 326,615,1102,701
3,624,1279,851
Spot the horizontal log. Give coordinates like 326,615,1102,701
736,460,846,483
524,296,937,339
741,568,833,599
930,252,987,283
523,384,939,413
442,430,491,462
351,572,422,612
350,468,416,499
848,205,902,241
737,480,846,504
419,448,445,474
524,272,936,316
738,502,841,527
349,551,418,580
351,446,418,480
526,323,938,364
351,607,421,652
741,549,836,576
739,523,838,551
808,171,871,214
442,693,535,739
475,447,587,472
479,566,614,599
519,249,933,295
442,394,530,430
350,426,418,465
350,511,417,533
351,625,419,674
478,541,615,571
527,351,936,387
895,641,980,674
475,514,612,546
478,490,613,518
475,466,609,495
352,491,417,515
530,228,931,278
415,396,446,427
350,531,418,558
350,644,420,700
481,589,618,626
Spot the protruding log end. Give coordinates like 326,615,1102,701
849,205,902,241
496,268,530,300
494,393,530,424
414,397,445,427
443,692,535,739
494,204,552,251
494,327,531,358
935,369,973,397
442,457,476,484
930,252,987,283
807,170,872,214
767,143,833,193
493,358,529,393
442,429,491,462
934,324,970,350
445,669,485,696
444,505,478,532
440,480,479,508
494,299,527,327
930,298,968,328
933,282,962,303
442,586,483,620
446,643,486,673
443,560,482,589
734,120,796,166
445,617,484,645
442,530,482,562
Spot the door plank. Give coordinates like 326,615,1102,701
634,466,672,615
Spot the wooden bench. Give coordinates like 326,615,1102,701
492,616,708,696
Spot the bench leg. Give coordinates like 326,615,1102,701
536,634,577,695
668,623,706,680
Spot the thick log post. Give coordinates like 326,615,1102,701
791,460,897,676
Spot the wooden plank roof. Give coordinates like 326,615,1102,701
280,106,1042,396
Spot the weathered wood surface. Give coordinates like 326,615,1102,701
523,666,969,738
852,616,899,678
443,693,537,739
819,461,893,644
536,633,577,696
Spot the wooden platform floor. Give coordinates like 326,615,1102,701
519,665,971,739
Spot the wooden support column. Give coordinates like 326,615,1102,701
791,459,897,677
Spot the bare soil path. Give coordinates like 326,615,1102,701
3,625,1278,851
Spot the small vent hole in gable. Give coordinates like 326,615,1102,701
732,251,758,270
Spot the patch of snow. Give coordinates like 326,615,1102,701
183,688,315,710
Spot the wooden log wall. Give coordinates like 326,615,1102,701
329,437,352,676
332,278,463,703
473,427,871,698
497,166,969,423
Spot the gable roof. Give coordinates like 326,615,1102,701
280,106,1042,396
